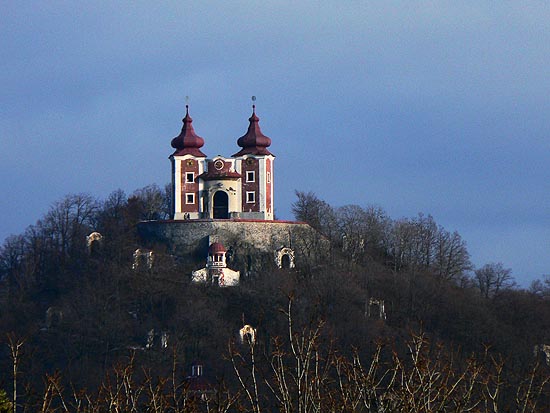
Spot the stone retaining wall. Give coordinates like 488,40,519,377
138,219,327,270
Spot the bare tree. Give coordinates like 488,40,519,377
390,218,419,272
7,334,25,413
291,191,337,240
433,229,471,282
42,193,98,261
0,236,26,277
230,297,550,412
131,184,171,221
529,275,550,298
389,214,471,282
337,204,391,264
100,189,128,223
475,262,516,298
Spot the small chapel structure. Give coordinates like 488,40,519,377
192,242,240,287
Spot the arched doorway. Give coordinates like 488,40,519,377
281,254,291,269
213,191,229,219
275,247,295,269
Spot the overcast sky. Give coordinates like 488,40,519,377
1,2,549,285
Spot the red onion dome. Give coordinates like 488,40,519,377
232,106,273,157
171,105,207,157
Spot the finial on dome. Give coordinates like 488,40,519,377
185,96,190,116
251,96,256,114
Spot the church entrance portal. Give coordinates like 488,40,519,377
213,191,229,219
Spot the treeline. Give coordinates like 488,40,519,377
1,187,550,411
289,191,550,363
293,190,517,297
0,185,176,391
0,185,170,303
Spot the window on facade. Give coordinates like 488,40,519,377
267,172,271,183
246,191,255,203
246,171,255,182
186,193,195,204
186,172,194,183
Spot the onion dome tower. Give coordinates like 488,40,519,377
232,105,273,157
170,105,207,220
232,104,275,220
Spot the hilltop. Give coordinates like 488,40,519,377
1,186,550,411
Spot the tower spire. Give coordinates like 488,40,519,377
232,98,273,157
170,102,207,157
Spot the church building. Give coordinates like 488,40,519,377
170,104,274,221
137,102,326,275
